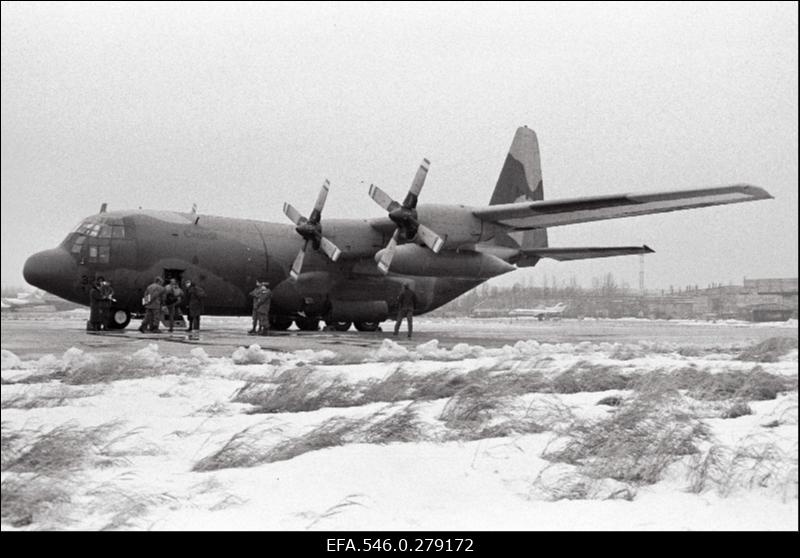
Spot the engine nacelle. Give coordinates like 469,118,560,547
375,244,514,279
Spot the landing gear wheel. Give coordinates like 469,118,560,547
269,315,292,331
295,317,320,331
354,321,381,332
108,309,131,329
326,320,352,332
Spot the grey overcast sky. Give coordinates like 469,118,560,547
2,1,797,291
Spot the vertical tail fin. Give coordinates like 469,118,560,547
489,126,548,249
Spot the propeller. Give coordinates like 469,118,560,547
283,180,342,280
368,158,444,274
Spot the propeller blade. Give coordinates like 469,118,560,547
408,158,430,199
289,240,309,280
416,224,445,253
376,230,399,274
369,184,401,212
283,203,306,226
319,236,342,262
309,179,330,223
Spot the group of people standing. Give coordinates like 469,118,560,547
139,276,206,337
87,275,418,339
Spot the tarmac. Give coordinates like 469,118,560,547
2,312,796,361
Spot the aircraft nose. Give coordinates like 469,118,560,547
23,248,77,295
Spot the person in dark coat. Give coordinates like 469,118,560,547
184,279,206,338
393,283,418,338
98,278,115,331
87,278,103,331
139,277,165,333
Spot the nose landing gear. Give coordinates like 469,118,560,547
108,309,131,329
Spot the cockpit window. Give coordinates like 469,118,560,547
63,217,127,260
71,235,85,253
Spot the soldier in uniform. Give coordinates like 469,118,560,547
393,283,418,338
256,282,272,336
184,279,206,338
139,277,165,333
163,278,184,333
248,281,263,334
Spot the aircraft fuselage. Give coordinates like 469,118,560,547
23,207,507,327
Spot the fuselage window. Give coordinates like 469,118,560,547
98,245,110,263
99,225,112,238
89,246,98,260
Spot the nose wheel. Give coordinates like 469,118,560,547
108,309,131,329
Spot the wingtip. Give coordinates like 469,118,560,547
642,244,655,253
735,184,773,200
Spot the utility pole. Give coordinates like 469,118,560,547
639,254,645,295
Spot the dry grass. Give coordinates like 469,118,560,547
1,476,73,528
531,463,637,501
3,421,122,474
193,417,358,471
192,423,283,472
631,367,796,402
722,401,753,419
360,404,424,444
439,382,504,439
543,390,711,485
0,420,139,528
233,369,358,413
305,494,366,529
1,384,104,410
689,438,798,500
551,362,632,394
263,417,357,464
738,337,798,363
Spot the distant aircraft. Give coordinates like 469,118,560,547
1,289,80,312
508,302,567,320
23,126,772,332
1,290,47,309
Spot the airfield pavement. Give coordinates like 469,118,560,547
2,311,796,361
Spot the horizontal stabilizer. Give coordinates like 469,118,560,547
473,184,772,230
522,245,654,261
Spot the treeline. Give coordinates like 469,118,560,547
438,273,728,317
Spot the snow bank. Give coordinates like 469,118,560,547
1,349,22,370
232,344,270,364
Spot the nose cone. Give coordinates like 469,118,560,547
23,248,77,297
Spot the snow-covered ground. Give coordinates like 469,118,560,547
1,318,797,531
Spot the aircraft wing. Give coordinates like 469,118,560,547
522,245,654,261
472,185,772,230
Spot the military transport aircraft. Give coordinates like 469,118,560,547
23,126,772,332
508,302,568,320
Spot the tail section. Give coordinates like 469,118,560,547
490,126,548,249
